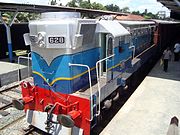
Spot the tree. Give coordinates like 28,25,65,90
142,11,159,19
49,0,62,5
66,0,106,14
66,0,78,7
105,4,120,12
16,12,40,22
50,0,57,5
131,11,141,15
144,9,148,15
121,7,130,13
1,12,40,23
79,0,91,9
131,10,159,19
91,2,106,10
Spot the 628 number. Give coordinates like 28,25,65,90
48,37,65,44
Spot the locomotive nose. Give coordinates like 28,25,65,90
12,99,25,110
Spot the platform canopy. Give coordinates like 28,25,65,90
157,0,180,20
0,2,127,16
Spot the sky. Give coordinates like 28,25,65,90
0,0,170,16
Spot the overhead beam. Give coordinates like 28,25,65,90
0,2,127,16
173,0,180,6
160,1,177,6
166,5,180,11
158,0,180,19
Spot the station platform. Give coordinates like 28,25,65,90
100,60,180,135
0,58,31,86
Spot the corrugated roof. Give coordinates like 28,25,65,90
119,20,155,25
114,14,144,21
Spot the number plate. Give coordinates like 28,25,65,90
48,37,65,44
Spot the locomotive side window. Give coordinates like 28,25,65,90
125,35,130,44
119,40,123,53
107,37,113,56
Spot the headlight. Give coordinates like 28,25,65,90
37,32,46,48
39,40,45,47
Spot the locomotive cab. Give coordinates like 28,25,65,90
96,20,131,85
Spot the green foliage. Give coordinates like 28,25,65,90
16,12,40,22
141,10,159,19
121,7,130,13
131,10,159,19
131,11,141,15
67,0,105,10
66,0,107,18
91,2,106,10
105,4,120,12
50,0,57,5
66,0,78,7
1,12,40,24
79,0,91,9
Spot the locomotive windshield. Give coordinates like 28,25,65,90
80,24,96,45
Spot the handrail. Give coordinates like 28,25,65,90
27,52,31,77
18,53,32,81
129,45,135,59
69,63,94,121
95,54,115,116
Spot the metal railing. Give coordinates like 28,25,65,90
18,52,32,81
69,63,94,121
129,45,135,59
95,54,115,116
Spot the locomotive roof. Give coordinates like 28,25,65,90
119,20,155,25
97,20,130,37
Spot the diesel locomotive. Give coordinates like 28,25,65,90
13,12,156,135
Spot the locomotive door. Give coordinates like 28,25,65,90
106,34,114,82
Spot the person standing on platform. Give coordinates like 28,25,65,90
163,47,172,72
174,42,180,61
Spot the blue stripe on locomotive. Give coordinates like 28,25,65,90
31,42,132,94
32,48,99,94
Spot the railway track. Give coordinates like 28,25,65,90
23,126,36,135
0,84,21,116
0,77,47,135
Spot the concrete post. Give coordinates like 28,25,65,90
6,26,13,62
0,11,18,62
